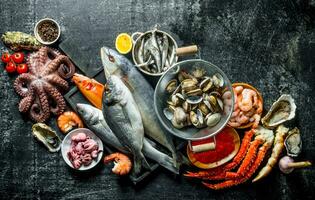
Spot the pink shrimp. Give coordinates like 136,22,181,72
228,121,241,127
239,89,256,112
256,99,263,114
232,108,240,118
236,114,249,125
234,86,243,94
244,108,256,117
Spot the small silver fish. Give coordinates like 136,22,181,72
100,47,179,167
102,75,150,174
76,103,179,174
147,31,161,72
161,34,169,70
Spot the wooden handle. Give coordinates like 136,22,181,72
176,45,198,56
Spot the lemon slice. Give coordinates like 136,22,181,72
115,33,133,54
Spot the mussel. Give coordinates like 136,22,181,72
32,123,61,152
262,94,296,128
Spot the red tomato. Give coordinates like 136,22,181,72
1,52,11,63
11,52,24,64
17,63,28,74
5,62,16,73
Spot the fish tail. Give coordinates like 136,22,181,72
159,154,180,175
133,151,150,174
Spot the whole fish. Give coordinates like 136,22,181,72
76,103,179,174
161,34,169,70
145,31,161,72
100,47,179,167
72,73,104,109
102,75,150,174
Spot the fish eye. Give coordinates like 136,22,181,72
108,55,115,63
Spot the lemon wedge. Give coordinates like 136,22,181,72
115,33,133,54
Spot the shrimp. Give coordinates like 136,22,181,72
104,152,132,176
232,108,240,118
239,89,256,112
244,108,256,117
236,114,249,125
234,86,243,94
256,99,263,114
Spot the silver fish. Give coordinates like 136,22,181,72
146,31,161,72
76,103,179,174
102,75,150,174
161,34,169,70
100,47,179,167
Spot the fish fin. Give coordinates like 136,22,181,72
133,151,150,175
175,151,191,167
140,151,151,170
159,154,180,175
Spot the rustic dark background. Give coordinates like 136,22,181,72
0,0,314,199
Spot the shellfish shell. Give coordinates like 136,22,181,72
284,127,302,157
32,123,61,152
261,94,296,128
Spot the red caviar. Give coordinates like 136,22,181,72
190,127,235,164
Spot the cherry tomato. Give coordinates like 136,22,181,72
5,62,16,73
17,63,28,74
11,52,24,64
1,52,11,63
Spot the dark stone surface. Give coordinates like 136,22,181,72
0,0,314,199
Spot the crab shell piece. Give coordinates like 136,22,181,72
261,94,296,129
32,123,62,152
284,127,302,157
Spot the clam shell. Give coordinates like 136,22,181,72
165,79,177,93
205,113,221,127
262,94,296,128
284,127,302,157
32,123,61,152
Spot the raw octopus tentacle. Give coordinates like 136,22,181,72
202,143,270,190
43,83,66,116
29,84,50,122
184,129,255,179
43,55,75,79
13,73,36,97
43,74,69,91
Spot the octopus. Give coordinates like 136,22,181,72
13,46,75,122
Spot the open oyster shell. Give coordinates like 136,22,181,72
261,94,296,128
284,127,302,157
32,123,61,152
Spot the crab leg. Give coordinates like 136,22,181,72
225,138,264,179
202,143,270,190
184,129,255,179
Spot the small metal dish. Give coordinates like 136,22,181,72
34,18,61,45
61,128,104,171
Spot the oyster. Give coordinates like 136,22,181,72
284,127,302,157
262,94,296,128
32,123,61,152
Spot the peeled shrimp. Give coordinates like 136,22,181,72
239,89,257,112
104,152,132,176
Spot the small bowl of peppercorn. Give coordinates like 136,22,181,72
34,18,60,45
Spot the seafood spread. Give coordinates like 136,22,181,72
57,111,84,134
284,127,302,157
100,47,178,167
76,103,180,174
228,84,262,128
102,75,150,174
32,123,61,152
13,47,75,122
133,29,176,74
261,94,296,128
67,132,101,169
104,152,132,175
72,73,104,109
1,31,42,51
163,68,230,129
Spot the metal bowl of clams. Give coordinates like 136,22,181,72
154,59,234,141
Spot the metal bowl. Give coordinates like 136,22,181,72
132,29,178,77
61,128,103,170
154,59,234,141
